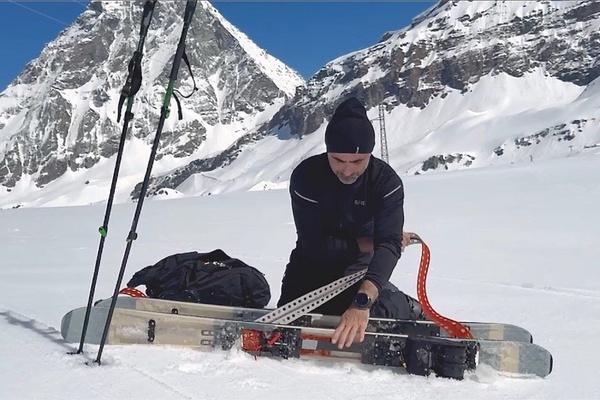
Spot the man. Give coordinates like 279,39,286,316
278,97,423,349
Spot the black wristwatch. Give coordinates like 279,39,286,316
353,292,373,309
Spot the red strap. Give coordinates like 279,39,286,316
119,287,147,298
412,235,474,339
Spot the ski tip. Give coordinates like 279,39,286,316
60,309,74,342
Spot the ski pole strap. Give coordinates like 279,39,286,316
176,52,198,99
173,51,198,120
117,51,142,122
116,0,157,122
255,269,367,324
409,233,474,339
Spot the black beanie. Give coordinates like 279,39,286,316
325,97,375,154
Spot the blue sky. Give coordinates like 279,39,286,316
0,1,435,90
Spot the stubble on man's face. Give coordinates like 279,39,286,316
327,153,370,185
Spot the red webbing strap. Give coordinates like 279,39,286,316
119,287,147,298
412,235,474,339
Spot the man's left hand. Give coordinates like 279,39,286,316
331,307,370,349
401,231,413,252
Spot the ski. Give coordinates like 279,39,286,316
62,305,552,378
94,296,533,343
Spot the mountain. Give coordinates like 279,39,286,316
0,0,303,207
139,0,600,199
2,1,600,208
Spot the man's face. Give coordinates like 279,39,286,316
327,152,371,185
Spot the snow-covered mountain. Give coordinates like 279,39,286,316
140,0,600,198
0,1,303,207
2,1,600,208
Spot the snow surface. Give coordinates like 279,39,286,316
1,153,600,399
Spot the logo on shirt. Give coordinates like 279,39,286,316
354,200,366,206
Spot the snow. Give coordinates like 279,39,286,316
2,153,600,399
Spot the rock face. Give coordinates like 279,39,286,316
0,1,303,189
279,0,600,135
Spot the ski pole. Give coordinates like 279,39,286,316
94,0,198,365
76,0,157,355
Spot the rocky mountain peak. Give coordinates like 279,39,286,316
0,0,303,190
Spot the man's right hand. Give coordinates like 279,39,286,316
331,306,370,349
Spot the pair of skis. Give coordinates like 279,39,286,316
63,249,551,379
61,295,553,379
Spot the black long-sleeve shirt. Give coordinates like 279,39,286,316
289,153,404,292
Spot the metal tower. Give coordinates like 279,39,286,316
378,104,389,163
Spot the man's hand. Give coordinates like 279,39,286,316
331,306,370,349
401,231,414,252
356,236,373,253
332,280,378,349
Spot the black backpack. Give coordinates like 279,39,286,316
126,249,271,308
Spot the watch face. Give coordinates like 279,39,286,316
354,293,370,308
